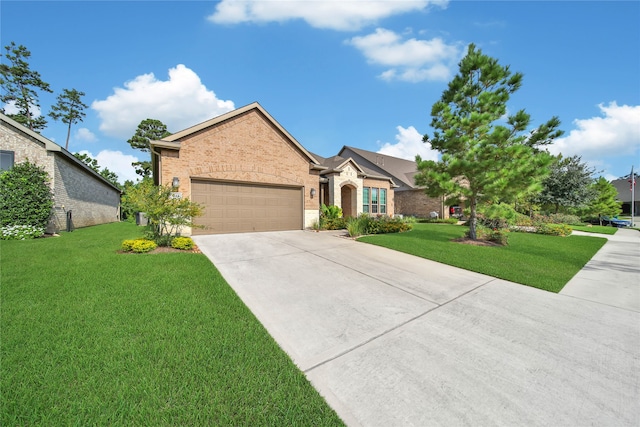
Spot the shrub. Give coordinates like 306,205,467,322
0,224,45,240
122,238,157,253
0,160,53,229
124,180,204,246
536,223,573,237
474,226,509,245
320,204,342,220
548,213,583,226
323,217,347,230
367,216,413,235
346,214,371,237
477,202,518,229
171,236,195,250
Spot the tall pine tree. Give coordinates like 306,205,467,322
415,44,563,240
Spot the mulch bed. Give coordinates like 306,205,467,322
451,237,503,247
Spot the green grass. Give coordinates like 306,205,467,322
358,223,606,293
572,224,618,234
1,222,343,426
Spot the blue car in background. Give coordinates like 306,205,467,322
602,216,632,227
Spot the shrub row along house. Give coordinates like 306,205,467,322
0,113,121,233
151,102,448,235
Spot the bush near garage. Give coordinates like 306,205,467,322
121,238,157,253
171,237,195,250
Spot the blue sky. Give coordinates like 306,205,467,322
2,0,639,184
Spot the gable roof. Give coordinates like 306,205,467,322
0,113,121,192
611,178,640,202
338,146,419,190
154,102,323,168
312,152,398,186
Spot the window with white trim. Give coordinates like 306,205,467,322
363,187,387,214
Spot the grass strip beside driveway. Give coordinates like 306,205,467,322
358,223,606,293
1,222,343,426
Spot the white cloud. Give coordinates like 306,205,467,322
75,127,97,143
92,64,235,139
2,100,41,117
549,102,640,159
378,125,439,161
208,0,448,31
78,149,139,184
347,28,461,82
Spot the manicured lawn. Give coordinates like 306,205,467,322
572,225,618,234
359,223,607,293
1,222,343,426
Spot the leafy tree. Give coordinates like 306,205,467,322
0,160,53,229
584,176,622,224
415,43,563,240
48,88,88,149
73,152,121,189
0,42,52,132
536,155,596,213
124,179,203,245
127,119,171,178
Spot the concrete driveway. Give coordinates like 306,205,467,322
194,230,639,426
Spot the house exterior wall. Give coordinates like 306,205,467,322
395,189,446,218
326,164,363,216
52,154,121,231
363,177,394,216
158,109,320,229
0,121,54,178
1,119,120,233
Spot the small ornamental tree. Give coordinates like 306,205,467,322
0,160,53,231
585,176,622,224
124,180,203,245
415,43,563,240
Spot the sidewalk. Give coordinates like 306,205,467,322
561,228,640,312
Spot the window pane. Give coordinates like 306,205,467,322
372,188,378,203
0,151,14,171
380,189,386,205
363,187,370,213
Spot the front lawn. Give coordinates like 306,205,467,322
358,223,606,293
572,224,618,234
1,222,343,426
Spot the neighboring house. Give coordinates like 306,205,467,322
338,146,449,218
611,177,640,215
151,102,399,235
0,113,121,233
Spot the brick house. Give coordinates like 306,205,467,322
338,146,450,219
151,102,396,235
0,113,121,232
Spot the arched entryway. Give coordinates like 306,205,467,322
340,184,357,218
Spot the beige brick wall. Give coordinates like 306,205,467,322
159,109,320,212
363,178,394,216
395,189,447,218
0,121,54,179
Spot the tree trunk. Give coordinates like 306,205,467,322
468,197,478,240
65,123,72,150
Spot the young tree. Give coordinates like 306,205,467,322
0,42,52,132
535,155,596,213
48,88,88,149
585,176,622,225
128,119,171,178
124,180,203,245
415,44,563,240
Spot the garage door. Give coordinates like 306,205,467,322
191,180,303,235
